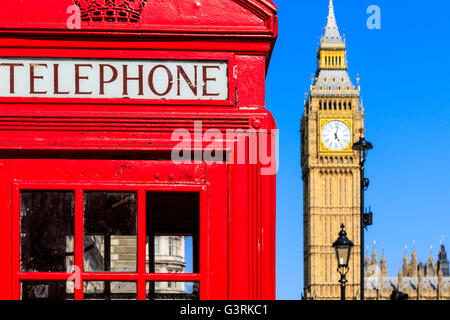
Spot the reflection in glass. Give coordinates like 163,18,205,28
83,281,137,300
84,192,137,273
146,193,199,274
20,191,75,272
147,282,199,300
149,236,193,274
21,281,74,300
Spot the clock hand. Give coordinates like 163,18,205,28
334,132,340,142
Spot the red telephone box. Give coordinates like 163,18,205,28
0,0,278,300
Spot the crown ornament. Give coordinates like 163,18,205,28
74,0,148,23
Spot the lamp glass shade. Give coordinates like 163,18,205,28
335,245,352,268
352,138,373,160
332,224,354,268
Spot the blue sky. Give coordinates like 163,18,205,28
267,0,450,300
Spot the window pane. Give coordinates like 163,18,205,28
149,236,194,273
83,281,137,300
146,193,199,274
147,281,199,300
20,191,75,272
84,192,137,273
155,237,160,254
21,281,74,300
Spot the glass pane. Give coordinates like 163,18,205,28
147,281,199,300
84,192,137,273
20,191,75,272
146,193,199,274
83,281,137,300
21,281,74,300
337,247,350,266
150,236,193,273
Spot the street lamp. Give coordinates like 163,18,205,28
352,136,373,301
333,224,354,301
352,137,373,162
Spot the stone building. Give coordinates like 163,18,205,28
151,236,188,296
302,0,365,300
364,244,450,300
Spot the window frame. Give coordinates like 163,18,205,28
12,182,207,300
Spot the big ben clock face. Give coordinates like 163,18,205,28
321,120,351,151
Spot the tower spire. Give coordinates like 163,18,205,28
438,240,449,276
372,241,378,265
311,0,355,94
380,248,387,278
321,0,344,47
412,241,417,262
365,247,370,266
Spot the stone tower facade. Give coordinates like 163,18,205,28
302,0,365,300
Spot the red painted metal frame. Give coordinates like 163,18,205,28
0,0,278,301
11,180,209,300
2,120,276,300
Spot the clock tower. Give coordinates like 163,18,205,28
301,0,365,300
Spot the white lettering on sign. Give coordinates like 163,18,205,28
0,58,228,100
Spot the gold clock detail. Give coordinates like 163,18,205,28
319,118,353,153
321,120,351,151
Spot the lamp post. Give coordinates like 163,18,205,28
333,224,354,301
352,136,373,301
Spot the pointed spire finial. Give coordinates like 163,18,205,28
328,0,335,20
380,247,386,264
372,242,378,264
428,245,434,264
328,0,334,15
321,0,344,47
